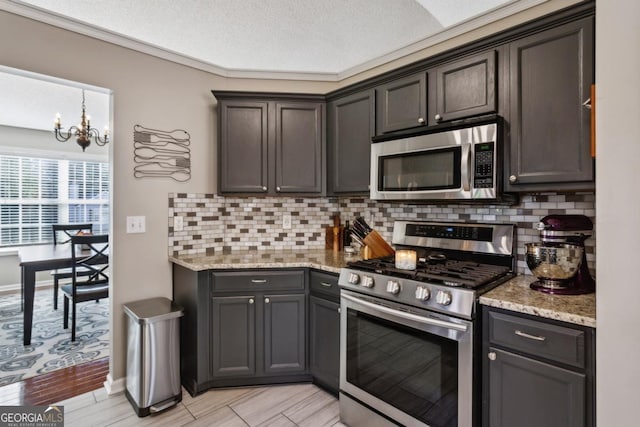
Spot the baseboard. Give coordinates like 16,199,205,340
104,373,125,395
0,280,53,294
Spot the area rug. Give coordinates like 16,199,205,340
0,288,109,386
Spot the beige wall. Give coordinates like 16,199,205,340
595,0,639,425
0,9,336,384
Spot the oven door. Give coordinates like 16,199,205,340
340,290,473,427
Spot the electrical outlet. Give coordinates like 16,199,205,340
126,216,146,234
283,213,292,229
174,216,184,231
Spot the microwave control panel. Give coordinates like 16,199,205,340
473,141,495,189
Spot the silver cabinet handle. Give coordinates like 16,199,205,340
262,186,267,191
276,186,281,192
248,298,254,304
582,98,592,110
417,117,425,124
434,113,442,122
251,279,267,284
265,297,270,304
509,175,517,183
320,282,333,288
488,352,497,361
338,307,341,314
515,329,546,342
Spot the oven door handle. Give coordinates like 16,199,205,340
341,293,468,332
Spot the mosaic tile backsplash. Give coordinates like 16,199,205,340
169,192,596,275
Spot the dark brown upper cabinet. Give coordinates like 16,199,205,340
506,17,594,191
429,50,497,124
376,73,427,134
214,92,325,196
275,102,324,194
327,89,375,195
218,100,269,193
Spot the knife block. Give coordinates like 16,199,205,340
362,230,395,259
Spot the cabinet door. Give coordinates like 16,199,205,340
508,18,594,190
488,347,586,427
327,90,375,194
263,293,307,374
275,102,324,194
210,295,256,378
376,73,427,134
309,296,340,393
432,50,497,123
219,100,269,193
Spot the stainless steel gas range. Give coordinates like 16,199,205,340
338,220,515,427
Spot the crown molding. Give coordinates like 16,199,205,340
2,0,552,82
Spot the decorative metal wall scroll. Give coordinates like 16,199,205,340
133,124,191,182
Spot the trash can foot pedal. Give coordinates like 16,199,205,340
150,395,182,413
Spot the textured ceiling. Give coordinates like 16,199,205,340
4,0,546,78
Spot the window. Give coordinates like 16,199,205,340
0,154,109,246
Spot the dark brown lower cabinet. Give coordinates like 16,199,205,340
309,270,340,394
173,265,310,396
487,347,585,427
264,293,307,375
210,295,256,378
482,306,595,427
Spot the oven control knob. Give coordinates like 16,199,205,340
361,276,375,288
386,280,401,295
348,273,360,285
415,286,430,301
436,290,452,306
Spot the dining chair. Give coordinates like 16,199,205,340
61,234,109,341
50,223,93,310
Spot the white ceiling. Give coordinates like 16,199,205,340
0,66,110,133
3,0,549,80
0,0,551,132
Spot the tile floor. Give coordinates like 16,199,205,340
55,383,344,427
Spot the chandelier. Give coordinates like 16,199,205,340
54,90,109,151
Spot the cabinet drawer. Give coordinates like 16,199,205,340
309,270,339,300
211,270,305,292
488,311,585,368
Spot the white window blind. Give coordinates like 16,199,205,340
0,154,109,246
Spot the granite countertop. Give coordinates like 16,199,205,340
170,249,357,274
479,275,596,328
171,251,596,327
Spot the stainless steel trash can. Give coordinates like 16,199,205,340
124,297,183,417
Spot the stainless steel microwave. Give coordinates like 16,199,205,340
370,116,503,201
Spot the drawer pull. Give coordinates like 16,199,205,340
488,352,496,361
248,298,254,304
515,329,546,342
320,282,333,288
251,279,267,284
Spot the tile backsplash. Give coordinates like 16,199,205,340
169,192,595,275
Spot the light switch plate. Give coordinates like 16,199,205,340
174,216,184,231
283,213,292,229
126,216,146,234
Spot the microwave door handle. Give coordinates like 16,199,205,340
461,143,472,192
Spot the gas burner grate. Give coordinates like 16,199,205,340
347,258,510,288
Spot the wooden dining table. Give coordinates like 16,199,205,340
18,243,108,346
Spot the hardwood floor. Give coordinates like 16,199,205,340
0,357,108,406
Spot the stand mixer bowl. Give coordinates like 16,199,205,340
525,242,584,286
